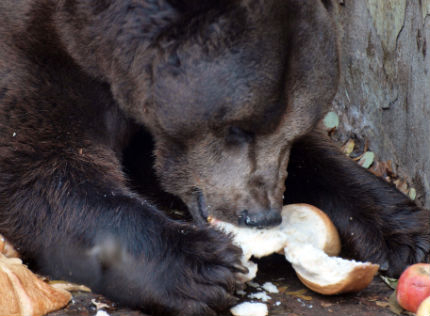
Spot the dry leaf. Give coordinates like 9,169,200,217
49,280,91,293
380,275,398,290
342,139,355,156
384,160,394,176
367,295,379,301
375,300,390,308
369,161,384,178
0,254,71,316
321,302,333,308
285,289,313,301
394,180,409,195
91,298,110,310
278,286,289,293
388,291,404,315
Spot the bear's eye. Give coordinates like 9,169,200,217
226,126,254,145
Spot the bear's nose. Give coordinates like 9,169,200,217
238,209,282,228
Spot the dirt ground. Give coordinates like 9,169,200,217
48,254,405,316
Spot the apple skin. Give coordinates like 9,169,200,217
396,263,430,313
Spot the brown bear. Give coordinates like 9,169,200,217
0,0,428,315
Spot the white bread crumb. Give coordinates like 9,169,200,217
230,302,268,316
262,282,279,293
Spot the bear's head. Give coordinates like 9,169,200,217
139,1,339,227
57,0,338,227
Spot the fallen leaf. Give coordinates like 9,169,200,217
408,188,416,200
49,280,91,293
278,286,289,293
359,151,375,169
380,275,398,290
285,289,312,301
323,112,339,130
394,180,409,195
321,302,333,308
375,300,390,308
369,161,385,178
389,291,404,315
91,299,110,310
384,160,394,176
367,295,379,301
342,139,355,156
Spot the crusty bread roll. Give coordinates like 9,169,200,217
211,203,379,295
210,203,340,259
0,254,71,316
285,243,379,295
277,203,341,256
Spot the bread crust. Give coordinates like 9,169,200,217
284,204,341,256
0,254,71,316
296,262,379,295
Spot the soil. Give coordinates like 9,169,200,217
48,254,405,316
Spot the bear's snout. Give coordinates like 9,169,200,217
237,208,282,228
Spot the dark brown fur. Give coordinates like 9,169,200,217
0,0,428,315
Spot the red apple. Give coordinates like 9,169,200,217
396,263,430,313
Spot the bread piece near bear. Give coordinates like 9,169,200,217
211,204,379,295
0,246,71,316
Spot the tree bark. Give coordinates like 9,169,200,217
330,0,430,208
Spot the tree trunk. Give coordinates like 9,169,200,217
330,0,430,208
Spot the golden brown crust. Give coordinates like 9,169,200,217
296,262,379,295
0,263,21,315
0,254,71,316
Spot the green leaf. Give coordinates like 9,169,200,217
343,139,355,156
323,112,339,129
408,188,416,200
380,275,398,290
359,151,375,169
388,291,404,315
